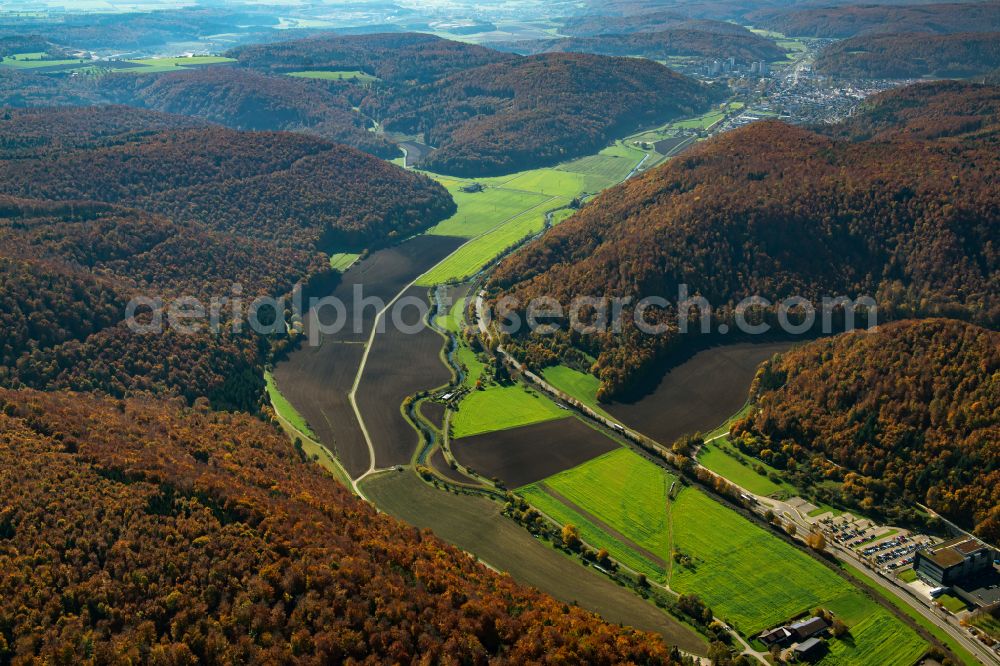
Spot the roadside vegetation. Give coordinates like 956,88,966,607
518,445,928,662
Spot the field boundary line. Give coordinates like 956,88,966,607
350,195,561,482
537,482,669,570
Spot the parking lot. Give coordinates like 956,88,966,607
816,514,936,574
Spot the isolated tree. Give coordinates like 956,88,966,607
807,532,826,551
831,619,850,638
561,524,581,550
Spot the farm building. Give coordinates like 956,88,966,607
792,637,823,658
914,536,997,587
460,182,484,193
790,616,829,640
759,626,793,646
759,615,829,647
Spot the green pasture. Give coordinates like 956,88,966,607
1,52,89,69
450,385,568,438
698,440,790,496
454,346,486,389
329,253,360,272
672,110,726,130
822,609,928,666
519,447,928,661
425,183,552,238
265,371,316,439
540,365,611,418
287,69,379,82
520,448,674,579
434,296,467,334
417,204,560,285
128,56,235,68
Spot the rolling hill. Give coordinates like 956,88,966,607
97,67,399,158
558,12,755,37
488,87,999,401
748,1,1000,38
815,31,1000,79
494,26,785,62
0,107,454,409
0,386,685,663
821,80,1000,143
229,32,512,83
733,319,999,540
231,33,716,176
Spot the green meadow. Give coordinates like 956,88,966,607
450,385,569,438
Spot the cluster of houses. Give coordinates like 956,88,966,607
759,615,831,660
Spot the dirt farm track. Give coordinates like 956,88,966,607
273,234,463,477
356,286,453,469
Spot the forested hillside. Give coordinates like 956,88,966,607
489,93,998,400
0,107,454,409
231,33,715,176
558,12,754,37
0,387,686,663
97,68,399,158
0,7,277,50
732,319,999,540
389,52,714,176
229,32,513,83
816,32,1000,79
822,80,1000,143
495,27,784,62
748,1,1000,38
0,108,453,249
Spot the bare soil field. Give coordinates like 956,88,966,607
273,342,370,476
420,400,447,430
276,235,464,477
429,447,478,485
653,136,692,155
361,470,709,656
399,141,435,168
356,287,453,469
606,341,796,445
451,417,619,488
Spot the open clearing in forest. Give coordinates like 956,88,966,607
361,469,709,656
328,253,360,272
520,448,928,661
356,287,453,469
450,384,569,438
287,69,379,82
273,235,463,477
1,52,89,69
450,417,618,488
607,341,796,446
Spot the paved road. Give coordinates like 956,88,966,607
476,293,998,666
765,497,999,666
